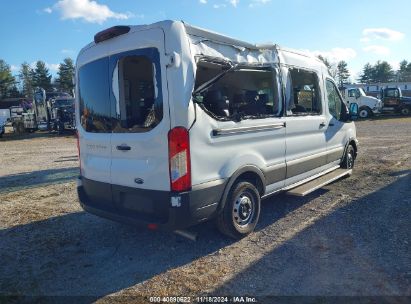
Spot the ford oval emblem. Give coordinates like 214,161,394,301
134,178,144,184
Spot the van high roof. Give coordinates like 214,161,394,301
80,20,325,68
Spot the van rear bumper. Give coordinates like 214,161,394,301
77,177,226,231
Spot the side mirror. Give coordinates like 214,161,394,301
349,103,359,121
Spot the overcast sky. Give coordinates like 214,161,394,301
1,0,410,81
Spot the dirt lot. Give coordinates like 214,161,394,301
0,118,410,302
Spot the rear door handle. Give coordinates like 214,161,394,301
116,144,131,151
319,122,326,127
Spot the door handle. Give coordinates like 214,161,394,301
116,144,131,151
319,122,326,127
329,122,335,126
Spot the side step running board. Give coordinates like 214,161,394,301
286,168,352,197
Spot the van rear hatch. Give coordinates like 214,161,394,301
77,27,171,219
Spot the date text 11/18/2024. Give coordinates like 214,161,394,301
149,296,257,303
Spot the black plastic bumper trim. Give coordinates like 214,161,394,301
77,176,226,231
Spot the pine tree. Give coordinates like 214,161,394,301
0,59,16,99
358,63,374,84
8,85,22,98
336,61,350,87
373,61,395,83
56,58,75,94
398,60,411,82
19,62,34,98
32,61,52,91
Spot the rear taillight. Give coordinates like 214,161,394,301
168,127,191,192
76,131,81,175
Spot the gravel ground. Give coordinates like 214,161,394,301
0,118,410,302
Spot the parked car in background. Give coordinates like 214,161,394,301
340,87,381,118
380,87,411,115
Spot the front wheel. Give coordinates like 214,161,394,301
359,107,371,119
217,181,261,239
341,144,355,169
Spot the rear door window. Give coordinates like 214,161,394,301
78,48,162,134
78,57,111,132
110,48,163,133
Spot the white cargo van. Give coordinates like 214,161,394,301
340,87,381,118
75,20,358,239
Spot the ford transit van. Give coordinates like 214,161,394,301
76,20,358,239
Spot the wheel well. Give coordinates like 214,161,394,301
359,106,372,115
349,140,358,158
234,171,264,196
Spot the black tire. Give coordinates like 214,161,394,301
217,181,261,239
57,123,64,135
400,107,410,116
18,123,25,134
341,144,355,169
358,107,371,119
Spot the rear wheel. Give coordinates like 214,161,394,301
359,107,371,119
341,144,355,169
217,181,261,239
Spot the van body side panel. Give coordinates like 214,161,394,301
325,118,356,164
279,63,328,183
189,109,286,189
163,22,196,130
284,115,327,179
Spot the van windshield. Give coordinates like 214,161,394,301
358,88,366,96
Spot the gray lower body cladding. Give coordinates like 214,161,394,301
77,177,226,230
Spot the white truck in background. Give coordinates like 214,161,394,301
340,87,381,118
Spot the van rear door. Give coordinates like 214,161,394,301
109,29,171,207
77,52,113,207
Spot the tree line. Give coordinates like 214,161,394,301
2,55,411,100
318,56,411,87
0,58,75,100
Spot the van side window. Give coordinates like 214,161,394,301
326,79,343,120
78,57,112,133
285,69,322,115
112,55,162,133
194,62,282,120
